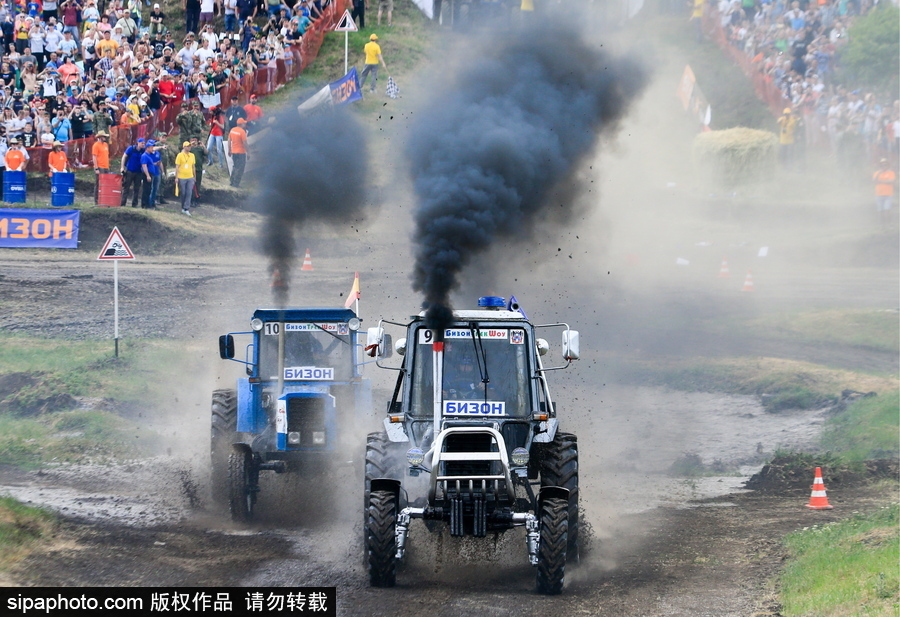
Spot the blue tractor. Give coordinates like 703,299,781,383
214,307,371,521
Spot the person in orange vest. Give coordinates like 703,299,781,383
4,138,29,172
48,141,68,176
873,158,897,227
228,117,248,188
92,131,111,204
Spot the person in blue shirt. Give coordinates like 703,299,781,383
140,140,162,208
120,138,145,207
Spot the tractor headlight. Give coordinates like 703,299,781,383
511,447,530,467
406,447,425,466
312,431,326,445
287,431,301,445
347,317,361,331
250,318,263,331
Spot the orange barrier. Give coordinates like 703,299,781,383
23,0,349,174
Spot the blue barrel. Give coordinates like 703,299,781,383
51,172,75,207
3,170,26,203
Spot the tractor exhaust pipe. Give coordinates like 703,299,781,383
432,339,443,437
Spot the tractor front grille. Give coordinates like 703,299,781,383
443,432,494,477
286,397,325,447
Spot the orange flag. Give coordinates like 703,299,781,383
344,272,360,309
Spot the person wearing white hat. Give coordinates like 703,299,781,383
149,4,166,38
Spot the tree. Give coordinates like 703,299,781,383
835,5,900,99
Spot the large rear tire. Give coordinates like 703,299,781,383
536,496,568,595
539,431,580,560
228,446,257,523
366,489,397,587
210,389,237,504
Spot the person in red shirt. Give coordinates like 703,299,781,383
227,117,248,187
243,93,263,135
157,72,177,105
207,105,226,169
171,73,187,104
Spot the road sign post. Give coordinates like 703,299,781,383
333,9,358,76
97,226,136,357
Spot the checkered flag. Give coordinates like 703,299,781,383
386,76,399,99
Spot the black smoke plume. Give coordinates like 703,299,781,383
255,104,368,305
407,21,645,337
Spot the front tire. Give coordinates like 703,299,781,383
228,446,258,523
536,496,568,595
539,431,580,559
366,489,397,587
210,389,237,504
364,433,403,533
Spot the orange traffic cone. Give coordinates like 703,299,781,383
718,257,730,278
301,249,314,271
806,467,834,510
741,269,755,292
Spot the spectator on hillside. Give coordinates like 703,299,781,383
224,0,239,32
225,93,245,130
244,92,262,133
228,116,247,187
120,137,145,207
175,140,196,215
200,0,219,29
873,157,896,226
185,0,202,34
206,104,226,168
149,4,166,37
359,33,387,94
60,0,81,43
5,137,28,170
48,140,68,174
141,139,162,208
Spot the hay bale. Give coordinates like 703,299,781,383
693,127,778,188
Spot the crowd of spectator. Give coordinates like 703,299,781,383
709,0,899,164
0,0,331,172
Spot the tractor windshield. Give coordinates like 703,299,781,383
258,322,354,382
408,326,532,418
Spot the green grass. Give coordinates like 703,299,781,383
0,334,198,466
822,392,900,461
745,310,900,356
781,504,900,617
0,496,56,570
616,356,866,413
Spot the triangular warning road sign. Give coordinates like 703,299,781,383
97,226,136,260
334,9,358,32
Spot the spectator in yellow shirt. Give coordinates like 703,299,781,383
175,141,196,215
359,33,388,95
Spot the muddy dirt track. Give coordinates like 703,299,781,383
1,76,898,614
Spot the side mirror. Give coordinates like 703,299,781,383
219,334,235,359
562,330,580,361
366,326,392,358
394,337,407,356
